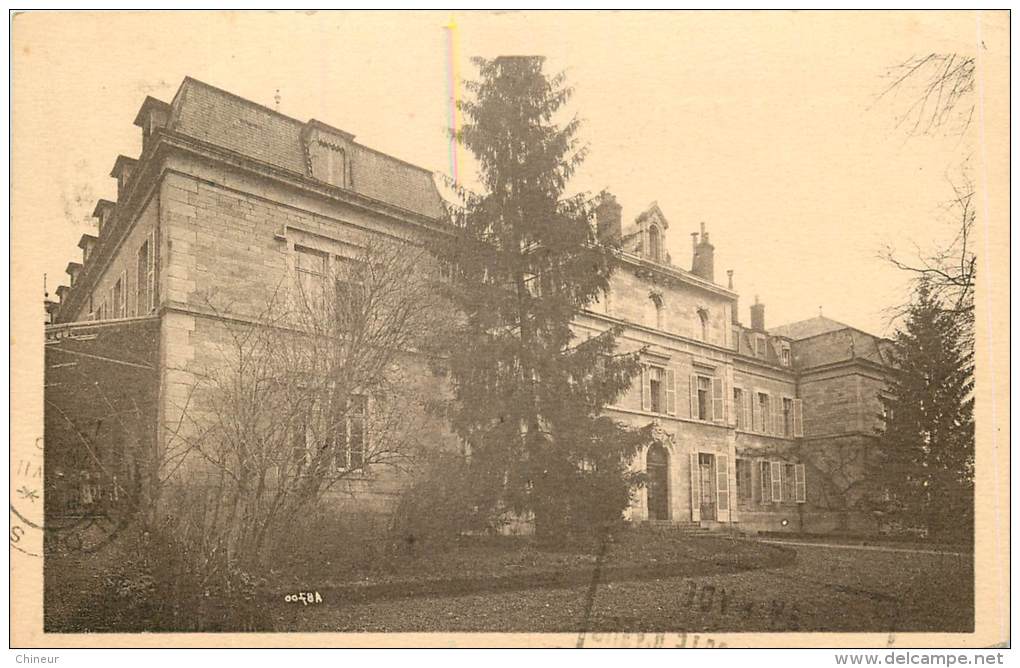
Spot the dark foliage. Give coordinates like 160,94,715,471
875,281,974,542
434,57,647,543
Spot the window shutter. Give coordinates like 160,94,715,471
711,377,724,423
716,454,730,522
759,460,769,505
641,366,651,412
730,388,739,428
793,398,804,437
744,391,752,431
795,463,806,503
689,374,699,420
665,368,677,415
771,461,783,502
752,393,761,432
689,453,701,522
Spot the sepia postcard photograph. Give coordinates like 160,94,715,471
8,8,1010,654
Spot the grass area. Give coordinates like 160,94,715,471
275,540,973,634
270,530,792,603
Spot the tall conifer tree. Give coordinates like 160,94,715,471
437,57,648,541
876,281,974,541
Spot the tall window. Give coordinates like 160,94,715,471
733,388,744,429
736,458,752,504
648,225,661,262
136,239,151,315
649,367,664,414
757,392,770,433
698,308,709,341
335,394,368,470
782,463,797,502
112,276,124,319
781,344,791,367
755,335,767,358
295,246,328,308
696,375,711,420
783,397,793,437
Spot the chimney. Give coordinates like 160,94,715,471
691,222,715,282
595,192,622,247
728,270,739,324
750,295,766,332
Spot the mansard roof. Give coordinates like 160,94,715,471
161,77,445,220
769,315,853,340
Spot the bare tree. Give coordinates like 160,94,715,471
162,236,451,570
874,53,976,137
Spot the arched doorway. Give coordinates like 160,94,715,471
646,443,670,520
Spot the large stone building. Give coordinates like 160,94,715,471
46,77,893,534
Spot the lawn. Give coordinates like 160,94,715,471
272,539,973,634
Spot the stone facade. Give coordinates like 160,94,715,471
48,77,893,534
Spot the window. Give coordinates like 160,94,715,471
648,225,661,262
782,463,797,502
87,294,94,320
690,374,724,423
649,291,664,329
698,308,709,342
759,460,771,504
336,394,368,470
756,392,771,433
696,375,710,420
736,458,752,504
112,275,125,319
755,335,767,358
783,397,793,437
649,366,664,414
733,388,744,429
295,245,328,308
781,344,791,367
136,237,153,315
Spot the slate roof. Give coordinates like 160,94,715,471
165,77,445,220
769,315,854,340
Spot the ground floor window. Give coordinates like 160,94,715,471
757,458,806,504
736,458,752,504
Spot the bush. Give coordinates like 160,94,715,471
389,450,497,552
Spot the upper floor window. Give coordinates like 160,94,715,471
755,392,771,433
783,397,793,437
733,388,745,429
691,373,724,423
649,366,664,414
295,245,329,309
642,364,676,415
781,343,791,367
648,225,661,262
649,291,664,330
698,308,709,342
755,334,767,358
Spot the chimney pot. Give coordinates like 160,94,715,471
691,223,715,282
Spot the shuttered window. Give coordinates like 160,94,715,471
733,388,744,429
770,461,783,502
759,460,771,504
795,463,806,503
793,398,804,437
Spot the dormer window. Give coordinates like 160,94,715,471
755,334,767,358
781,343,792,367
648,224,661,262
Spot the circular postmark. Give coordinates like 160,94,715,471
10,436,45,557
11,434,138,558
